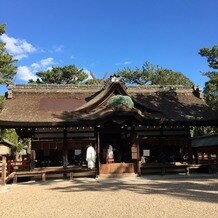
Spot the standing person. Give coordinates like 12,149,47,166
106,145,114,163
86,143,96,169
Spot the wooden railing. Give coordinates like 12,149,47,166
7,159,30,173
1,158,31,185
140,162,189,175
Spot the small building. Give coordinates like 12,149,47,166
0,139,13,156
192,134,218,164
0,139,13,184
0,78,217,177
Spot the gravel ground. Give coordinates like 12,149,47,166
1,174,218,218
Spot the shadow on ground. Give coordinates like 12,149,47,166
16,174,218,204
13,174,218,203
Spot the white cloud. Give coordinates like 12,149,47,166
16,57,54,82
14,54,28,60
0,34,37,60
46,66,53,71
30,57,54,70
17,66,38,81
30,63,40,70
115,61,132,66
39,57,54,67
123,61,132,65
53,45,64,52
50,45,64,53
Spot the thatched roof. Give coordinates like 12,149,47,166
0,82,217,127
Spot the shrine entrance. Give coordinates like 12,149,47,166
98,123,138,176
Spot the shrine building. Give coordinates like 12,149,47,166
0,77,217,179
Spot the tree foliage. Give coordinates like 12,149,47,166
0,95,4,109
0,128,28,153
199,45,218,112
0,129,19,152
116,62,193,87
199,46,218,70
204,74,218,111
0,24,17,84
29,65,89,84
191,126,216,137
192,46,218,137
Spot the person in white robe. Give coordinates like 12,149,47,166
86,144,96,169
106,145,114,163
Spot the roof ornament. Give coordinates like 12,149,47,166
107,95,134,110
5,84,13,99
192,85,203,99
110,74,121,83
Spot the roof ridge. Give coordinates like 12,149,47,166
9,84,104,90
9,84,192,91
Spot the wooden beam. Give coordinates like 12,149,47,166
1,156,7,185
187,127,194,163
63,128,68,174
97,130,100,176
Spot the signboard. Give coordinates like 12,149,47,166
0,145,11,155
143,149,150,156
131,147,138,159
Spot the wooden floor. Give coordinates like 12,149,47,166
140,163,217,175
5,163,216,183
100,163,135,174
6,165,96,183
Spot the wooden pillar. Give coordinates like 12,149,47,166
96,129,100,176
131,130,140,175
28,138,35,170
42,172,46,182
160,126,166,165
1,156,7,186
186,127,193,163
30,150,36,170
136,138,141,176
13,174,17,184
63,128,68,178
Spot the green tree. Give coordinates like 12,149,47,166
151,68,193,86
0,24,17,84
203,73,218,111
199,46,218,70
191,126,216,137
199,45,218,111
0,95,4,109
192,46,218,137
29,65,89,84
1,129,19,151
0,128,28,153
116,62,193,87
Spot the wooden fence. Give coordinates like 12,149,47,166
7,159,30,172
1,156,30,185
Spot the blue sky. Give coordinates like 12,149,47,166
0,0,218,94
